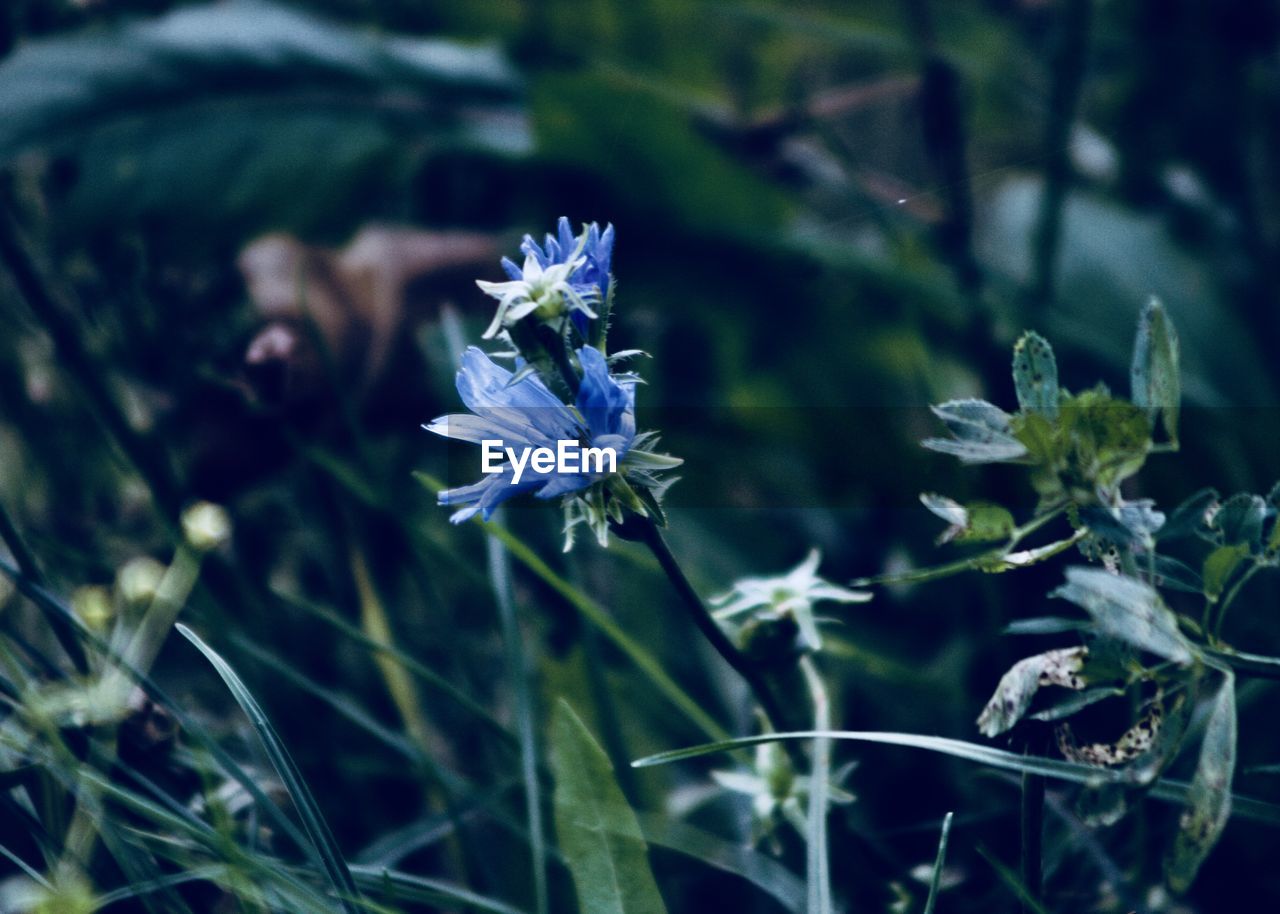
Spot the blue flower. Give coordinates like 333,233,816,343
501,217,615,337
425,346,636,522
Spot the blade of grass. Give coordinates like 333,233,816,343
413,472,728,744
487,508,550,914
635,813,805,913
348,545,435,760
976,846,1056,914
268,585,513,743
923,811,954,914
0,498,86,673
176,623,363,914
349,865,529,914
0,558,314,854
632,729,1280,824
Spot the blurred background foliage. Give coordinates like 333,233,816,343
1,0,1279,911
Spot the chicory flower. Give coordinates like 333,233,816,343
482,217,615,339
425,346,637,523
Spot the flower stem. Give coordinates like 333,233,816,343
800,656,833,914
634,518,803,759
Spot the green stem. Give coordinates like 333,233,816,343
635,518,804,765
1213,561,1263,640
1019,750,1045,914
63,544,205,871
0,498,87,673
800,656,832,914
486,510,549,914
1007,501,1070,549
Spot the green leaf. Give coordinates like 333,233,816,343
417,469,730,744
175,624,363,914
922,399,1028,464
634,729,1280,829
977,647,1088,737
1012,331,1059,418
551,701,668,914
1151,555,1204,594
1003,617,1090,636
1052,568,1195,663
920,494,1014,544
1202,543,1250,601
1131,297,1181,443
1028,686,1127,723
635,814,805,914
0,0,524,239
1267,484,1280,554
1159,488,1219,541
347,867,528,914
1165,674,1236,893
1055,387,1152,492
637,730,1169,789
1212,493,1267,552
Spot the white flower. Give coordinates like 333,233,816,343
711,549,871,652
475,247,599,340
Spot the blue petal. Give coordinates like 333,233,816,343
575,347,636,443
455,348,579,437
500,256,523,281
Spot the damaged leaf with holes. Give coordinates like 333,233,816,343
977,647,1088,737
1166,673,1236,893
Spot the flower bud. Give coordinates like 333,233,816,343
117,556,167,607
71,585,113,631
181,501,232,552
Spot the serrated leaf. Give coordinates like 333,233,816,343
1012,331,1059,418
551,701,668,914
977,647,1088,737
1165,674,1236,893
1053,568,1195,663
1056,387,1152,492
922,399,1028,464
1131,298,1181,444
1213,493,1266,552
1202,543,1250,601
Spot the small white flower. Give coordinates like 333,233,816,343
475,245,599,340
712,741,856,847
712,549,871,652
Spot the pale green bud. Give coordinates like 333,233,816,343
181,501,232,552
